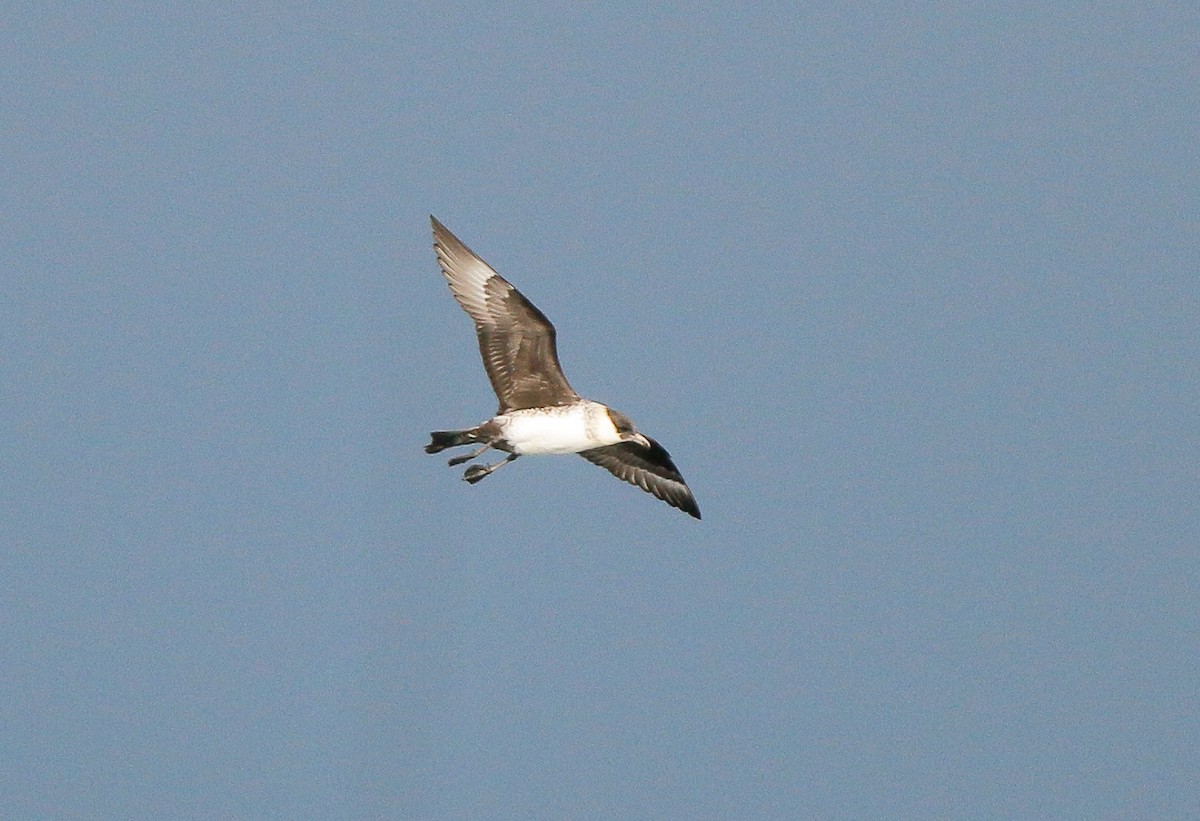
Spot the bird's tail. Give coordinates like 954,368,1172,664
425,429,478,454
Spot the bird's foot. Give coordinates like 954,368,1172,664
448,442,491,466
462,453,519,484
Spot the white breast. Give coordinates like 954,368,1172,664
498,403,620,455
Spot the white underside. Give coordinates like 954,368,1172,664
497,403,620,455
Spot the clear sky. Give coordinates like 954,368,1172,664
4,4,1197,819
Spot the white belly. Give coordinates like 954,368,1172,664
499,404,616,455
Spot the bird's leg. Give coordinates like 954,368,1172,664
447,442,492,466
463,453,519,484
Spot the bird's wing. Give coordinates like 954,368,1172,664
432,216,579,411
578,439,701,519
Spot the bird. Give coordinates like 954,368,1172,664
424,216,700,519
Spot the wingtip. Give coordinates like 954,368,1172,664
430,216,458,247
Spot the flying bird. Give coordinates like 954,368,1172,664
424,216,700,519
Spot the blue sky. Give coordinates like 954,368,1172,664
4,4,1197,818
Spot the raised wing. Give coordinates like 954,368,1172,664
432,216,579,411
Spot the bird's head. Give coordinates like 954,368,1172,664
605,408,651,449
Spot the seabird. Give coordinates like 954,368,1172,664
424,216,701,519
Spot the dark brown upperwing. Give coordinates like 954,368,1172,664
431,217,579,411
478,277,580,411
